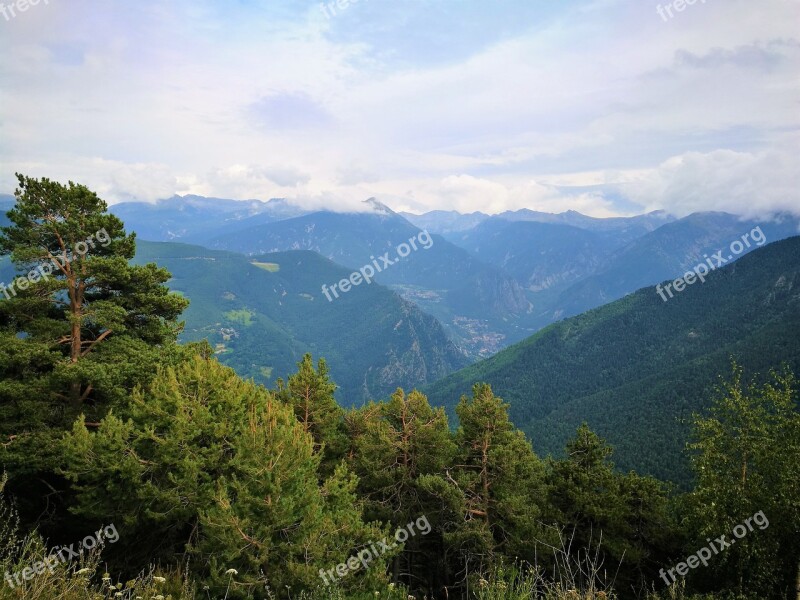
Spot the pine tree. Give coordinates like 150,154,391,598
0,174,189,526
63,355,388,598
347,388,455,593
546,423,677,594
276,353,345,477
441,383,548,592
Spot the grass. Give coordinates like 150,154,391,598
224,309,255,326
250,262,280,273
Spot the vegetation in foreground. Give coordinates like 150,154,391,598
0,176,798,599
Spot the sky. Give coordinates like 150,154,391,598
0,0,798,217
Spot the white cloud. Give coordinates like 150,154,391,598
623,141,800,219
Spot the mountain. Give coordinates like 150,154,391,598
425,236,800,484
443,220,623,293
549,212,800,321
402,208,672,239
110,195,306,242
205,202,532,358
447,211,800,333
494,208,674,239
0,195,15,228
400,210,490,234
131,241,468,404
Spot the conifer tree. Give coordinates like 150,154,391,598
0,174,189,524
441,383,548,590
63,355,388,598
276,353,345,476
348,388,455,592
547,423,677,594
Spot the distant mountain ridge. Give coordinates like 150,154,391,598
110,194,308,242
203,202,532,358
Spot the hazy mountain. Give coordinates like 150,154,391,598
0,195,14,228
444,220,623,293
400,210,490,234
425,235,800,483
132,241,468,404
548,212,800,322
495,208,674,238
110,194,306,242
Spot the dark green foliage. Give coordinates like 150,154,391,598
686,365,800,598
0,175,189,529
426,236,800,484
276,353,346,476
63,355,389,599
546,424,681,596
347,387,456,593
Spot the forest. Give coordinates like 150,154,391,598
0,176,798,600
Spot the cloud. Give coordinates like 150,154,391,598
622,142,800,219
0,0,797,217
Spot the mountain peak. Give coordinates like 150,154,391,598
363,197,397,216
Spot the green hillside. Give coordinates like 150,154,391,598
426,236,800,483
133,241,469,404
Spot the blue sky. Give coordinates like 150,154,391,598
0,0,798,217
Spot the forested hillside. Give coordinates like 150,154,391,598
132,241,467,403
426,236,800,483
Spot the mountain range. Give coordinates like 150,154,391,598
2,191,799,483
111,196,800,357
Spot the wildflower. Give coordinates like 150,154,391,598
76,568,91,575
225,568,238,576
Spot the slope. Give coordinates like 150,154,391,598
425,236,800,483
131,241,469,404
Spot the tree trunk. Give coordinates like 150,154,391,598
795,558,800,600
67,274,83,408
